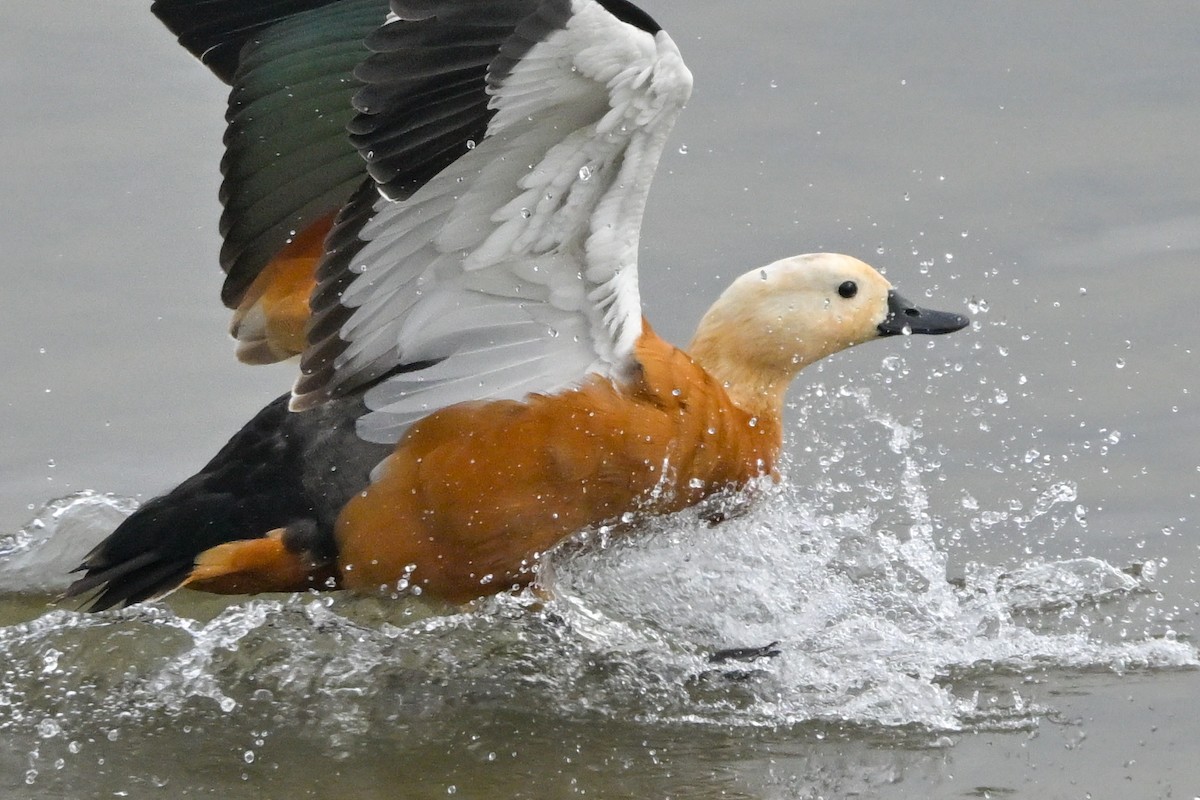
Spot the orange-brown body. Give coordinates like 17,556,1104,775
66,255,965,611
336,326,781,602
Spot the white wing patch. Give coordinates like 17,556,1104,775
332,0,693,444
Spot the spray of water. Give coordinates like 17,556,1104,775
1,382,1193,765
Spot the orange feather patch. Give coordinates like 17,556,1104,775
229,215,334,364
184,529,335,595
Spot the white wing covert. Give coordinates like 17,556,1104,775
294,0,693,445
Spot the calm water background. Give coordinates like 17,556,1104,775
2,1,1199,797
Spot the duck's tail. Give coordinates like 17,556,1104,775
64,394,335,611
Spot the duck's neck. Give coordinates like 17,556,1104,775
687,328,793,429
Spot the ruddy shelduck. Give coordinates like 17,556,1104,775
67,0,968,610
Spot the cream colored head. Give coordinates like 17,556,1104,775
689,253,967,417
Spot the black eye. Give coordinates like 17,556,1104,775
837,281,858,299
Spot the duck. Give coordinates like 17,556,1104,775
66,0,969,611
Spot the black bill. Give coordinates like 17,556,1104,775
878,290,970,336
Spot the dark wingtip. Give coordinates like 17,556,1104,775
594,0,663,35
150,0,349,83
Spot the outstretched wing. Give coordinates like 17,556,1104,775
152,0,389,362
293,0,693,446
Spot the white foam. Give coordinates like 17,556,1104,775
0,492,136,595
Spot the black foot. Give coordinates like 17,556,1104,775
708,640,782,664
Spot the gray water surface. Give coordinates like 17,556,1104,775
2,1,1199,798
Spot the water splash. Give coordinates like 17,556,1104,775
0,492,136,595
1,501,1193,754
0,392,1195,780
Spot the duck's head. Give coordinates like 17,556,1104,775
689,253,969,415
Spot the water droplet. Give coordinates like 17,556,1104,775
1115,358,1126,369
243,750,255,764
677,144,688,155
578,165,592,181
465,139,476,150
520,208,531,219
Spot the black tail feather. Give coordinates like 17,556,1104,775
65,395,322,611
82,564,192,614
64,551,163,598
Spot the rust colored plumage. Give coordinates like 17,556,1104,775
229,215,334,364
336,326,781,603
